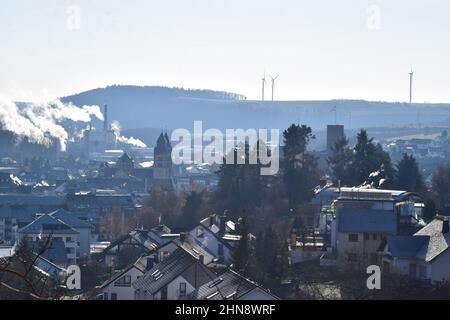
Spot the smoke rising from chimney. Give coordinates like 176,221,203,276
0,94,104,151
110,120,147,148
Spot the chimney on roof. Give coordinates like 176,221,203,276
199,255,204,265
443,220,449,234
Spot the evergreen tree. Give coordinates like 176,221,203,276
327,136,354,186
395,153,424,193
423,199,437,221
374,143,396,186
432,166,450,210
217,142,263,215
352,129,395,186
352,129,378,184
282,124,320,205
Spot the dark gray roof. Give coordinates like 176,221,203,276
338,208,397,234
386,235,429,259
49,209,93,229
18,214,79,235
173,234,217,262
190,270,278,300
132,248,215,294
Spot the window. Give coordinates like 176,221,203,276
179,282,187,297
111,293,117,300
372,234,378,241
114,275,131,287
348,234,359,242
103,292,108,300
364,233,370,241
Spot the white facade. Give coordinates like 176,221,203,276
101,266,144,300
135,275,194,300
153,275,194,300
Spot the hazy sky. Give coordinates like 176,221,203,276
1,0,450,102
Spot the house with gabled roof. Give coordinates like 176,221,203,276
97,255,151,300
132,247,215,300
49,209,94,260
188,214,240,264
383,216,450,283
153,232,217,265
190,269,279,300
18,214,80,265
103,225,178,268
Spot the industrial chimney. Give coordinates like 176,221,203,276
103,104,108,132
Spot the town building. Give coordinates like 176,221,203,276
383,216,450,283
188,214,240,264
324,187,424,270
133,248,215,300
18,214,80,265
97,255,150,300
49,209,94,260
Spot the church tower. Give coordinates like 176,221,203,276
153,131,174,190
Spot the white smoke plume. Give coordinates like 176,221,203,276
0,94,104,151
0,95,50,145
110,120,147,148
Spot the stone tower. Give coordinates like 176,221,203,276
153,132,174,190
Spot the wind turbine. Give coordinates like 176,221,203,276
270,75,278,101
409,69,414,105
261,73,267,101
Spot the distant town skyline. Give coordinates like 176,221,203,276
1,0,450,103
